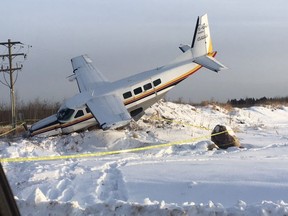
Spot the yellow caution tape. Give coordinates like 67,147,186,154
0,130,229,163
0,122,26,138
0,115,237,163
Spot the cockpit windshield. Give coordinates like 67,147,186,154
57,108,75,121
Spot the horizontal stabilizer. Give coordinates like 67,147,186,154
179,44,191,53
193,55,227,72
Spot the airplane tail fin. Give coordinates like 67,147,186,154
191,14,213,57
191,14,227,72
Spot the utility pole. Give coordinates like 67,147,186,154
0,39,28,129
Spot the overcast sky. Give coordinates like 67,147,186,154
1,0,288,104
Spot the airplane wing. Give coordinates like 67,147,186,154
87,93,132,130
71,55,109,92
70,55,131,130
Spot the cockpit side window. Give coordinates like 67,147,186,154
57,108,75,121
75,110,84,118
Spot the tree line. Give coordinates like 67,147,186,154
0,99,60,126
227,96,288,107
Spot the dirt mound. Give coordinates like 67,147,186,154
211,125,241,149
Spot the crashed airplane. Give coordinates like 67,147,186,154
28,14,227,137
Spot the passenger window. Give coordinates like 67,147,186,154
133,87,142,95
123,91,132,99
143,83,152,91
75,110,84,118
153,79,161,87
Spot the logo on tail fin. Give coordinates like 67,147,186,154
191,14,213,58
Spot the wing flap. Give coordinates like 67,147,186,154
87,93,132,130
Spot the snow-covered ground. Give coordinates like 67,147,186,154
1,101,288,215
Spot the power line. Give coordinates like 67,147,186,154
0,39,31,129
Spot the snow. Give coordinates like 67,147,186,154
1,101,288,215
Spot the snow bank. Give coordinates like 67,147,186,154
16,199,288,216
1,101,288,215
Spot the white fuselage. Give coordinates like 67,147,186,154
29,52,206,137
64,56,203,133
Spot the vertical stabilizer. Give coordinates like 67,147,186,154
190,14,227,72
191,14,213,58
